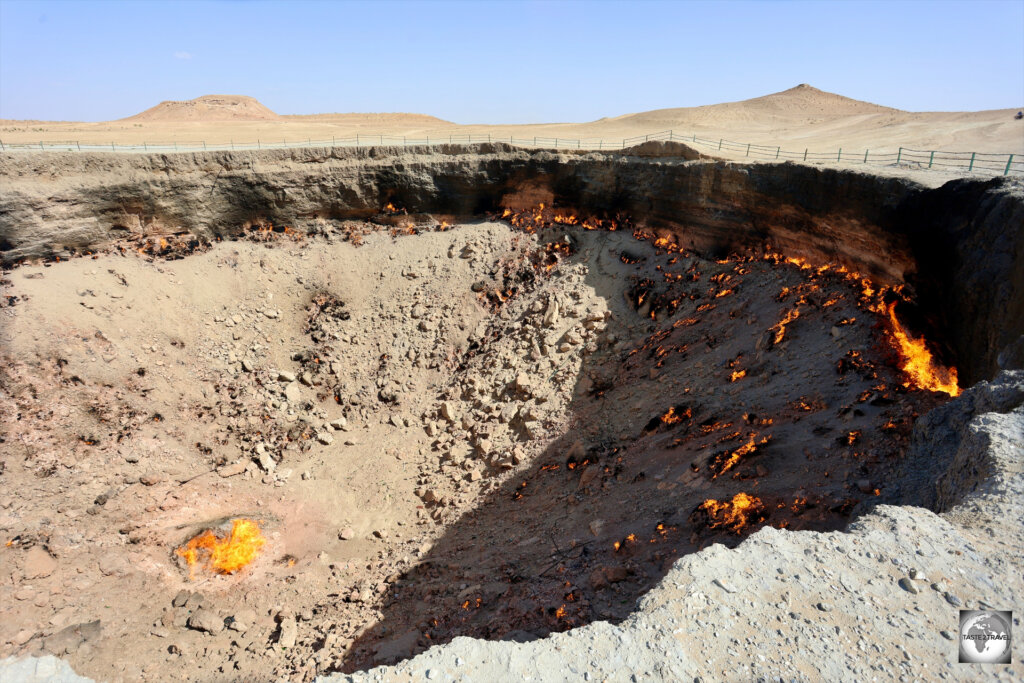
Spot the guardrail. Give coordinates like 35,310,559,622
0,130,1020,176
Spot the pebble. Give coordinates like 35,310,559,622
898,577,919,594
278,371,296,383
316,432,334,445
277,617,297,648
944,592,963,607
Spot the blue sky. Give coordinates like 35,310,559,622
1,0,1022,122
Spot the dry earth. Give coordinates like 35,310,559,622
0,142,1021,683
2,86,1021,158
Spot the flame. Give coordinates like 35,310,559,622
175,519,266,578
696,492,766,533
883,302,960,396
729,369,747,382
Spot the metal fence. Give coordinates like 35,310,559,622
1,129,1020,176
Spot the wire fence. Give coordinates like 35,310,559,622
0,129,1020,176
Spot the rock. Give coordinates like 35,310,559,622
217,462,247,477
898,577,919,594
257,453,276,473
816,601,832,612
278,371,296,383
316,431,334,445
300,372,313,386
856,479,874,494
171,590,190,608
944,592,963,607
338,527,356,540
578,466,600,490
140,473,163,486
263,309,280,319
241,358,255,372
588,519,605,536
23,546,57,579
228,609,256,633
604,566,628,583
543,299,560,327
277,617,297,648
284,382,301,403
514,373,532,394
712,577,737,593
40,620,101,656
187,608,224,635
440,401,459,422
390,414,404,428
329,417,348,431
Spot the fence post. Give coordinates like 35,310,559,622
1006,154,1015,176
203,141,207,150
718,139,722,150
41,141,44,150
864,150,868,163
968,152,976,172
837,148,841,162
0,139,4,151
776,146,780,159
745,143,750,157
356,134,360,145
231,140,234,150
143,141,147,151
896,147,902,163
257,139,260,150
77,141,81,151
803,148,807,161
174,142,177,151
111,142,114,150
534,136,537,146
928,151,934,168
380,135,383,145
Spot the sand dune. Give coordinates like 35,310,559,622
2,85,1021,154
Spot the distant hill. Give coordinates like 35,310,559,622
123,95,281,122
607,84,901,128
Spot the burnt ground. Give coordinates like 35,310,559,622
0,213,951,682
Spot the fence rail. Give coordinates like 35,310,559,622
0,130,1020,176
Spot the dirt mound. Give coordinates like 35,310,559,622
123,95,281,122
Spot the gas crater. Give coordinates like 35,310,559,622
0,144,1022,682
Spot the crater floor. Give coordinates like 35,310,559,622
0,216,1020,683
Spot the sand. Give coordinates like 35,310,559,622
2,85,1021,156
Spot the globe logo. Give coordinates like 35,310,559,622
959,610,1012,664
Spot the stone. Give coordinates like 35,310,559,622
338,527,356,540
316,431,334,445
330,417,348,431
171,590,190,608
300,372,313,386
278,371,296,383
23,546,58,579
140,473,163,486
217,462,247,478
187,608,224,635
277,617,297,648
543,299,560,327
257,453,276,473
241,358,255,372
228,609,256,633
898,577,919,594
440,401,459,422
284,382,301,404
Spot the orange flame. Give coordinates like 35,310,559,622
883,302,961,396
175,519,266,578
697,492,766,533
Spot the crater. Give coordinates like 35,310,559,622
0,144,1021,681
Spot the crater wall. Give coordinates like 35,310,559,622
1,144,1021,383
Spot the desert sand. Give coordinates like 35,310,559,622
2,85,1021,156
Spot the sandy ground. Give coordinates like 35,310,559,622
1,205,961,681
2,86,1021,156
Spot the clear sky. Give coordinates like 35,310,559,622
1,0,1022,122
